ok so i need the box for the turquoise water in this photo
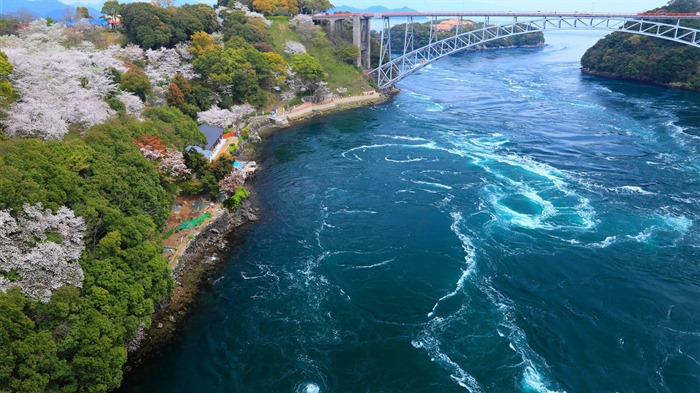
[126,33,700,392]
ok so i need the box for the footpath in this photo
[277,91,385,122]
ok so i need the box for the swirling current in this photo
[126,32,699,392]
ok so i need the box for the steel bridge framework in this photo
[364,13,700,89]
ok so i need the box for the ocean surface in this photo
[127,32,700,392]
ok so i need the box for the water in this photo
[126,33,700,392]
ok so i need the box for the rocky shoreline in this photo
[119,90,397,381]
[580,68,700,92]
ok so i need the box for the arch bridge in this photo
[313,12,700,89]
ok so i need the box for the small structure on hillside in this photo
[187,124,232,162]
[435,18,475,32]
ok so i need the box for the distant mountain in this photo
[330,5,418,13]
[0,0,101,20]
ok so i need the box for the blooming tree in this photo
[0,203,86,302]
[219,170,247,195]
[135,135,166,160]
[284,40,307,55]
[227,2,272,26]
[0,25,132,139]
[145,47,197,87]
[290,14,318,41]
[159,148,191,178]
[118,90,145,116]
[197,104,255,128]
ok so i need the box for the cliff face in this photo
[580,0,700,90]
[123,199,259,372]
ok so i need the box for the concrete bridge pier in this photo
[319,15,372,69]
[353,16,371,69]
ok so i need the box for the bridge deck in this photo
[312,12,700,20]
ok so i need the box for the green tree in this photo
[291,53,324,81]
[120,68,151,101]
[0,51,13,80]
[76,6,91,19]
[300,0,333,13]
[119,2,173,49]
[188,31,218,57]
[101,0,121,20]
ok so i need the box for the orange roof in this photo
[222,132,238,139]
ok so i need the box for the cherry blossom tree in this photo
[290,14,317,41]
[117,90,145,116]
[159,148,191,178]
[135,135,166,160]
[218,170,247,195]
[0,24,132,139]
[0,203,86,302]
[145,47,197,88]
[284,40,306,55]
[197,104,255,128]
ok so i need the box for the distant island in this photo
[580,0,700,90]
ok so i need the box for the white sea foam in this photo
[613,185,655,195]
[428,212,476,318]
[523,366,565,393]
[347,258,395,270]
[411,180,453,190]
[412,335,484,393]
[455,134,597,232]
[590,236,618,248]
[334,209,378,215]
[385,156,426,163]
[481,282,565,393]
[660,214,692,232]
[377,134,429,142]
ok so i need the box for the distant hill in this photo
[580,0,700,90]
[0,0,100,20]
[330,5,418,13]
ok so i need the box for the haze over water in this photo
[127,32,700,392]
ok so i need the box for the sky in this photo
[53,0,668,13]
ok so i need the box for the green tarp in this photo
[175,212,212,231]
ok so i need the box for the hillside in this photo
[0,1,374,391]
[580,0,700,90]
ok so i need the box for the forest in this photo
[0,0,354,392]
[580,0,700,90]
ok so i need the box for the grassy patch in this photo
[223,187,250,210]
[163,228,176,240]
[269,21,372,95]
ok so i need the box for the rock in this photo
[157,322,163,329]
[168,315,175,323]
[211,228,221,234]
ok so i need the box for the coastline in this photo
[119,89,397,380]
[580,67,700,92]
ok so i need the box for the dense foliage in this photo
[580,0,700,90]
[0,1,371,391]
[120,2,217,49]
[0,109,212,391]
[217,0,334,15]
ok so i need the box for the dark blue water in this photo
[128,33,700,393]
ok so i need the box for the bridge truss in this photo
[370,14,700,89]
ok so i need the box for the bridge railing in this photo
[366,14,700,89]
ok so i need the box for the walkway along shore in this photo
[119,89,397,378]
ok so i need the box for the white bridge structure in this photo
[311,12,700,89]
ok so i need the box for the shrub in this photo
[223,187,249,210]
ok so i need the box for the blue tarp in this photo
[66,19,108,27]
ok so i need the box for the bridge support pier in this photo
[318,15,371,69]
[352,16,372,69]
